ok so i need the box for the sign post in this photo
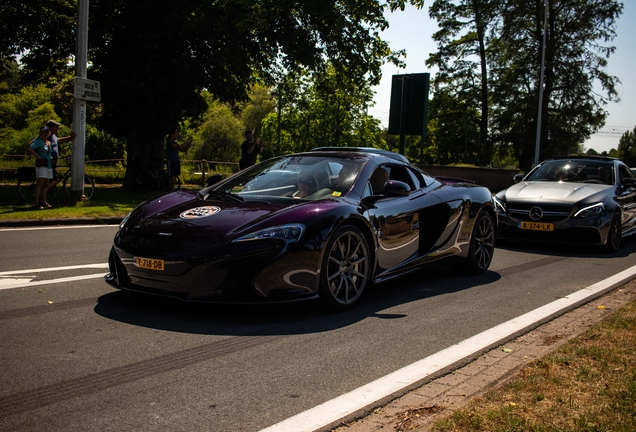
[74,78,101,102]
[71,0,89,200]
[388,73,430,159]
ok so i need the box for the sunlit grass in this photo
[430,300,636,431]
[0,183,198,220]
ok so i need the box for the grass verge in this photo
[0,183,199,220]
[430,299,636,432]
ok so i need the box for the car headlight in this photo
[492,196,506,213]
[574,203,605,218]
[232,224,305,245]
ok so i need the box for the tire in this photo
[134,172,150,191]
[63,174,95,200]
[454,210,496,274]
[605,213,621,253]
[17,180,36,201]
[159,170,180,191]
[18,179,57,201]
[319,225,371,311]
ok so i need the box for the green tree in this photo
[260,66,386,154]
[235,85,278,139]
[427,0,499,166]
[618,126,636,167]
[0,0,76,83]
[84,125,127,161]
[3,0,425,187]
[193,100,244,164]
[0,84,56,154]
[491,0,622,171]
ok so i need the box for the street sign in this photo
[74,77,101,102]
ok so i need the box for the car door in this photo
[363,164,442,278]
[616,164,636,233]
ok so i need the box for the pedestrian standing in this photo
[238,130,264,170]
[45,119,77,192]
[26,126,53,209]
[166,129,192,191]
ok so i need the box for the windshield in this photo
[205,155,365,202]
[525,160,614,185]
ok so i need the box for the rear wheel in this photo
[453,210,496,274]
[63,174,95,200]
[159,170,180,191]
[319,226,371,311]
[605,213,621,253]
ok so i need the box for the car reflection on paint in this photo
[106,148,497,310]
[493,156,636,252]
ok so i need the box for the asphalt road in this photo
[1,225,635,432]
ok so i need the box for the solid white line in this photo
[259,265,636,432]
[0,273,106,291]
[0,263,108,276]
[0,225,118,232]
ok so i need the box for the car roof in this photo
[310,147,410,164]
[546,155,618,162]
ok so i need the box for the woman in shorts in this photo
[27,125,53,209]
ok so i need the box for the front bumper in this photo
[496,212,609,245]
[105,242,320,303]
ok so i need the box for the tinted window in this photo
[527,160,614,185]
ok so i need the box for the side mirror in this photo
[513,174,525,183]
[385,180,410,196]
[622,177,636,188]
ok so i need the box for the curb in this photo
[0,217,123,228]
[331,280,636,432]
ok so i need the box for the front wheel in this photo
[63,175,95,200]
[453,210,496,274]
[319,225,371,311]
[159,170,180,191]
[605,213,621,253]
[17,180,36,201]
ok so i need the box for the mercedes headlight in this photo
[492,196,506,213]
[574,203,604,218]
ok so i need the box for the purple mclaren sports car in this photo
[106,148,497,310]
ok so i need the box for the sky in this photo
[370,2,636,154]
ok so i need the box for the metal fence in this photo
[0,155,239,186]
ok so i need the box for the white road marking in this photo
[259,265,636,432]
[0,225,118,232]
[0,263,108,276]
[0,263,109,291]
[0,274,106,291]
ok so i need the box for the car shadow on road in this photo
[93,265,501,336]
[495,233,636,258]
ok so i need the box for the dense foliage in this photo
[2,0,424,186]
[0,0,630,175]
[618,126,636,167]
[426,0,623,171]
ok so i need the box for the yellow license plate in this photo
[519,221,554,231]
[135,257,165,271]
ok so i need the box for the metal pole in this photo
[71,0,89,199]
[399,76,407,155]
[534,0,549,167]
[276,92,282,156]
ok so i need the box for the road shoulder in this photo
[332,280,636,432]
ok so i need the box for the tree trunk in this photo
[122,127,166,190]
